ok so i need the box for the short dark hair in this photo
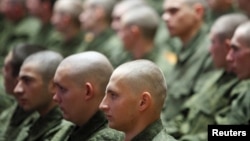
[10,44,46,77]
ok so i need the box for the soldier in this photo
[100,59,178,141]
[52,51,124,141]
[13,51,65,141]
[0,44,45,141]
[117,5,174,76]
[0,0,40,65]
[26,0,62,49]
[51,0,84,57]
[111,0,145,32]
[161,0,214,120]
[216,21,250,125]
[112,0,180,55]
[164,13,248,141]
[78,0,128,67]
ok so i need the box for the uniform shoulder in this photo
[153,128,179,141]
[88,127,125,141]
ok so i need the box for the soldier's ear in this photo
[130,25,141,38]
[193,3,204,20]
[84,82,94,100]
[138,92,151,111]
[225,38,231,50]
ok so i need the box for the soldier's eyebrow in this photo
[106,88,114,94]
[54,82,64,89]
[17,75,35,84]
[167,7,179,14]
[230,44,238,50]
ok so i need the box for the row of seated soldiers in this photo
[0,0,170,67]
[1,0,250,140]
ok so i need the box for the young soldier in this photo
[100,59,177,141]
[0,44,45,141]
[51,0,84,57]
[161,0,214,120]
[52,51,124,141]
[14,51,65,141]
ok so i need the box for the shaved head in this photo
[23,51,63,82]
[121,5,160,39]
[112,59,167,112]
[113,0,145,15]
[183,0,207,7]
[211,13,248,42]
[234,21,250,47]
[54,0,83,19]
[56,51,114,96]
[111,0,145,31]
[85,0,117,20]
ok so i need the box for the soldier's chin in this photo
[22,105,32,112]
[62,112,69,120]
[169,31,177,37]
[108,121,116,129]
[18,100,27,110]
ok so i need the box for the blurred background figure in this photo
[78,0,129,67]
[111,0,145,33]
[161,0,214,121]
[51,0,84,57]
[162,13,247,141]
[0,0,40,66]
[26,0,62,49]
[0,44,45,141]
[216,21,250,125]
[116,4,174,76]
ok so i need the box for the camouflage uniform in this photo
[164,70,240,141]
[14,106,64,141]
[0,92,13,115]
[131,119,177,141]
[154,20,182,54]
[0,16,40,65]
[0,104,38,141]
[29,23,63,50]
[145,0,164,15]
[215,80,250,125]
[51,110,125,141]
[78,28,130,68]
[0,75,14,115]
[0,14,8,66]
[139,45,175,78]
[161,25,214,121]
[51,31,85,57]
